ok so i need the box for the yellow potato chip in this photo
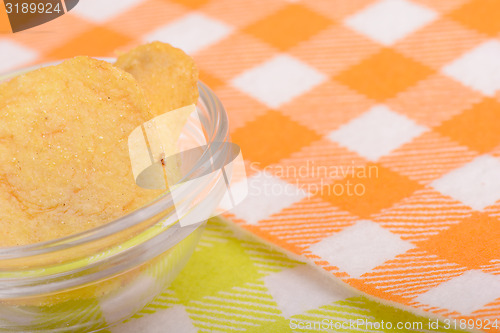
[117,42,200,187]
[0,57,161,246]
[115,41,199,116]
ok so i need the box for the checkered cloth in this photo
[2,0,500,330]
[113,218,465,333]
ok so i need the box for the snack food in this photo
[117,42,200,187]
[0,42,212,333]
[0,42,199,247]
[115,41,199,116]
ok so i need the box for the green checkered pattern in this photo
[109,218,466,333]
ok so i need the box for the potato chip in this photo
[0,57,162,246]
[117,42,200,187]
[115,41,199,116]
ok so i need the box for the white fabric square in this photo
[263,266,352,318]
[415,270,500,315]
[72,0,145,23]
[328,105,427,161]
[308,220,415,278]
[231,55,326,108]
[112,305,197,333]
[443,40,500,96]
[345,0,437,45]
[144,13,233,55]
[0,40,37,74]
[227,171,307,225]
[431,155,500,210]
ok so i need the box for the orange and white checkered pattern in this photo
[2,0,500,329]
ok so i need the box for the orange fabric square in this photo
[358,248,468,300]
[194,32,277,82]
[280,80,374,135]
[301,0,376,21]
[290,25,381,76]
[265,138,367,187]
[106,0,187,39]
[436,98,500,153]
[0,1,11,33]
[243,4,333,51]
[198,69,224,90]
[387,73,484,127]
[45,26,134,60]
[202,0,286,29]
[394,18,486,70]
[168,0,210,9]
[449,0,500,36]
[231,110,321,168]
[373,188,474,243]
[418,212,500,269]
[255,196,357,251]
[213,85,269,132]
[379,131,478,185]
[335,48,434,101]
[319,163,422,218]
[490,142,500,161]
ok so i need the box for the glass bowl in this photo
[0,61,230,332]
